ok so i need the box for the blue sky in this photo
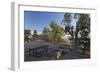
[24,11,77,34]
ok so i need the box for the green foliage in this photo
[62,13,90,50]
[42,27,53,42]
[24,30,32,42]
[74,14,90,56]
[62,13,74,47]
[32,30,38,40]
[34,30,37,35]
[42,20,64,43]
[62,13,74,36]
[74,14,90,32]
[50,20,64,43]
[50,20,64,35]
[64,13,72,25]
